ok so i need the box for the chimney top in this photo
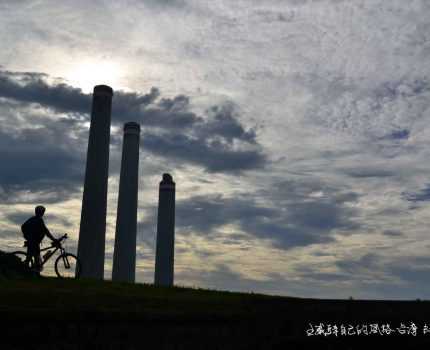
[124,122,141,134]
[163,173,173,182]
[161,173,175,186]
[94,85,113,96]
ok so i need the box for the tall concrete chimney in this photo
[77,85,113,279]
[154,173,176,287]
[112,122,141,282]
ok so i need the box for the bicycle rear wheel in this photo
[55,253,81,278]
[12,251,34,269]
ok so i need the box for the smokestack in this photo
[77,85,113,279]
[154,173,176,287]
[112,122,141,282]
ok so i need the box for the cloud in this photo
[0,69,91,114]
[194,103,258,145]
[141,131,266,173]
[0,69,267,174]
[381,129,410,141]
[170,177,361,249]
[340,167,394,179]
[306,77,430,144]
[332,253,430,298]
[403,184,430,203]
[0,124,84,203]
[382,229,403,237]
[388,256,430,286]
[335,253,380,276]
[141,0,187,8]
[134,176,361,253]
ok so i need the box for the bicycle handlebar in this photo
[52,234,68,246]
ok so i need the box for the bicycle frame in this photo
[25,235,68,266]
[38,244,65,266]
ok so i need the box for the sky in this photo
[0,0,430,299]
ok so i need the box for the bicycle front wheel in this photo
[55,253,81,278]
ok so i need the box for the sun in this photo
[65,60,122,93]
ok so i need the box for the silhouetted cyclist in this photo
[21,205,60,272]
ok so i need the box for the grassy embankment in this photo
[2,276,430,349]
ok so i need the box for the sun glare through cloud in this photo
[65,60,123,93]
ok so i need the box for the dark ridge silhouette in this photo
[0,250,38,279]
[1,278,430,349]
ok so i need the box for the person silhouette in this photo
[21,205,60,272]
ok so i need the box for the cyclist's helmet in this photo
[35,205,46,217]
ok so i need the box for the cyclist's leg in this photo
[25,242,32,265]
[27,240,42,271]
[34,242,42,271]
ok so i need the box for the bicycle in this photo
[12,234,82,278]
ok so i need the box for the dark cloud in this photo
[0,92,90,204]
[0,69,257,139]
[342,253,430,298]
[383,129,410,141]
[335,253,430,290]
[169,179,360,249]
[252,179,361,247]
[291,253,430,299]
[134,178,361,252]
[0,69,267,175]
[142,0,187,8]
[341,167,394,178]
[259,178,361,209]
[141,132,267,173]
[382,229,403,237]
[175,194,275,233]
[390,266,430,285]
[335,253,380,275]
[334,254,430,298]
[403,184,430,202]
[194,104,258,145]
[0,70,91,114]
[130,93,204,130]
[0,123,84,203]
